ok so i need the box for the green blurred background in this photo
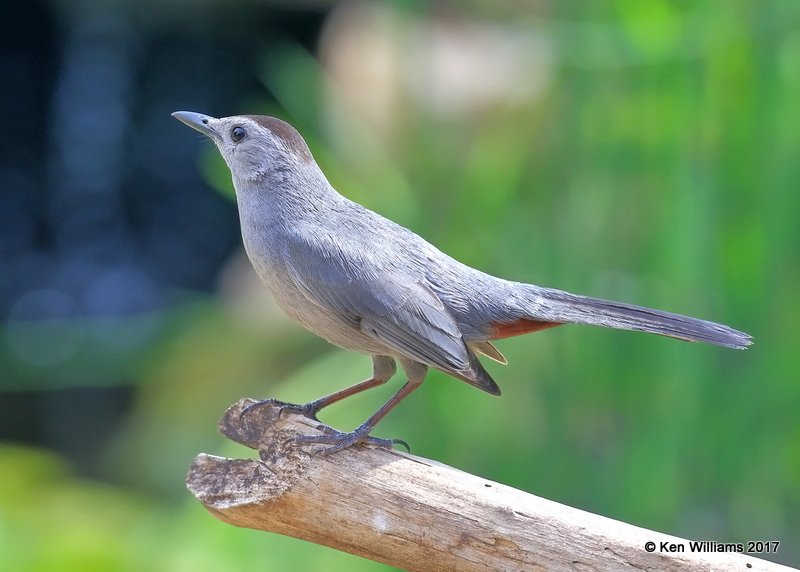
[2,1,798,569]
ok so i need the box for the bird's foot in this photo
[293,425,410,456]
[240,398,322,422]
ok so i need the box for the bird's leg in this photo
[240,356,396,421]
[294,359,426,455]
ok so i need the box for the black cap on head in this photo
[243,115,312,162]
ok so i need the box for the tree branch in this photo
[186,399,791,571]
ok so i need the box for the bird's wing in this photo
[282,226,480,380]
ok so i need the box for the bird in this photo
[172,111,752,454]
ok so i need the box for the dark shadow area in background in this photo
[0,0,328,477]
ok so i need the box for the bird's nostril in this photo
[201,118,209,124]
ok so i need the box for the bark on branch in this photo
[186,399,791,571]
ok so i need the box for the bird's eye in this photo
[231,126,247,142]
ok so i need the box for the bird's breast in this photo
[239,223,388,355]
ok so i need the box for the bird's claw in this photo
[239,398,321,422]
[293,428,410,456]
[241,399,411,455]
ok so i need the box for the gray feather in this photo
[282,224,474,374]
[526,286,753,349]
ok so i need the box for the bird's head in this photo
[172,111,314,184]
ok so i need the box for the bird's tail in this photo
[508,286,752,349]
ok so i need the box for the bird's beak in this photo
[172,111,219,140]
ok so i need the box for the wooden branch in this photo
[187,399,792,572]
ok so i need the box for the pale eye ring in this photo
[231,126,247,142]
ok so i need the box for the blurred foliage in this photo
[2,1,799,570]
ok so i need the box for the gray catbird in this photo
[173,111,752,454]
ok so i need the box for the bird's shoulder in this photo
[287,199,438,274]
